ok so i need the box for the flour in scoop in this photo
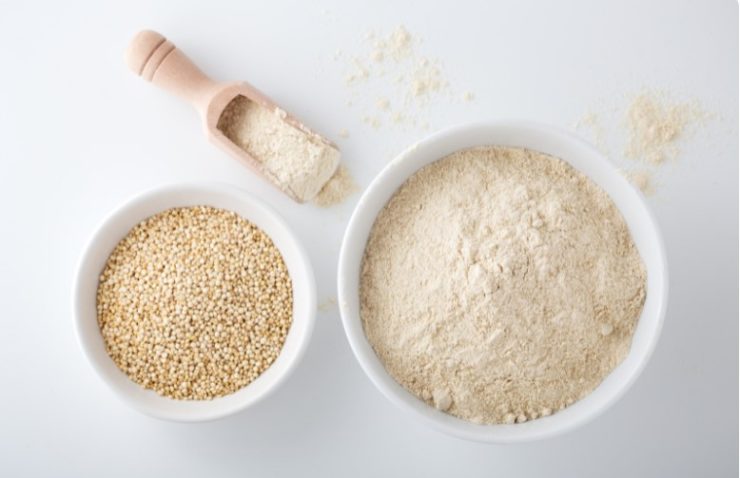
[360,146,647,424]
[217,96,340,202]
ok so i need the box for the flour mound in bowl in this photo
[359,146,647,424]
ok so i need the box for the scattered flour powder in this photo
[217,95,340,202]
[313,164,359,208]
[337,26,473,133]
[360,146,647,424]
[625,92,700,165]
[624,170,654,196]
[575,90,708,196]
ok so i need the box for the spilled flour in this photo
[575,89,708,195]
[624,170,654,196]
[625,92,701,165]
[313,164,359,207]
[318,297,337,312]
[574,111,608,153]
[360,146,647,424]
[335,26,474,134]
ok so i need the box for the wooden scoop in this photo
[125,29,340,203]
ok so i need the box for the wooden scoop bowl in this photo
[125,29,339,203]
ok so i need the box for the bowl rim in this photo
[72,182,316,422]
[337,119,668,443]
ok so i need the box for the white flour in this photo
[574,90,708,196]
[336,26,473,133]
[217,96,340,202]
[626,92,698,165]
[313,164,359,208]
[360,146,647,424]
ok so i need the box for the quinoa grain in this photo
[96,206,293,400]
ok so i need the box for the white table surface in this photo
[0,0,737,476]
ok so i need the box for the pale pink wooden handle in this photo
[125,30,220,110]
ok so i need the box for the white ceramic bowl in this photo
[74,183,316,422]
[338,121,668,443]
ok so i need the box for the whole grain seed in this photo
[96,206,293,400]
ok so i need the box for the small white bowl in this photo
[338,121,668,443]
[74,183,316,422]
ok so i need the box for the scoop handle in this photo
[125,30,220,111]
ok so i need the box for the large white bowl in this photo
[338,121,668,443]
[74,183,316,422]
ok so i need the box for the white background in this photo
[0,0,737,476]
